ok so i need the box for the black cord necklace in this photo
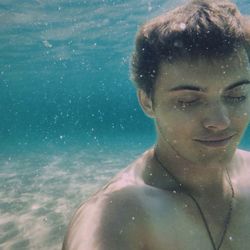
[154,150,235,250]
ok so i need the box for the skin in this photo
[62,49,250,250]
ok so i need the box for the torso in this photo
[138,148,250,250]
[139,183,250,250]
[64,148,250,250]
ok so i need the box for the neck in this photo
[146,144,236,250]
[151,143,236,200]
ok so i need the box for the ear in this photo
[137,89,155,118]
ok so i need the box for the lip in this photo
[194,135,235,148]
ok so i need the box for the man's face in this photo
[149,49,250,165]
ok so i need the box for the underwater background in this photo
[1,0,250,249]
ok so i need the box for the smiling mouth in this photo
[194,135,235,148]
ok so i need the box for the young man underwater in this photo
[63,0,250,249]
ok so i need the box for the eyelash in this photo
[177,99,199,107]
[223,95,247,103]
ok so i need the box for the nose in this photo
[202,103,231,132]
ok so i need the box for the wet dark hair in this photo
[131,0,250,96]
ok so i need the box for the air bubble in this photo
[179,23,186,30]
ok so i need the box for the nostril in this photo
[203,116,231,131]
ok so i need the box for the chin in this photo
[195,146,236,165]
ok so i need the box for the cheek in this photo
[156,106,200,130]
[157,115,196,142]
[245,100,250,121]
[229,115,249,138]
[229,106,250,126]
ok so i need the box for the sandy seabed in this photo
[0,144,143,250]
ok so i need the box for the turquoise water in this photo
[0,0,250,249]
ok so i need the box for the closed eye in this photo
[223,95,247,103]
[177,98,200,107]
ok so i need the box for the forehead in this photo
[156,49,250,91]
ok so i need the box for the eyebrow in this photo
[168,79,250,92]
[225,79,250,91]
[168,85,206,92]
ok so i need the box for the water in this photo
[0,0,250,249]
[0,135,154,249]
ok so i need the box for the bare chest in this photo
[144,194,250,250]
[224,198,250,250]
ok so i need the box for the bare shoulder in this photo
[237,148,250,159]
[62,149,189,250]
[236,148,250,171]
[234,149,250,197]
[62,178,184,250]
[62,153,152,250]
[62,185,151,250]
